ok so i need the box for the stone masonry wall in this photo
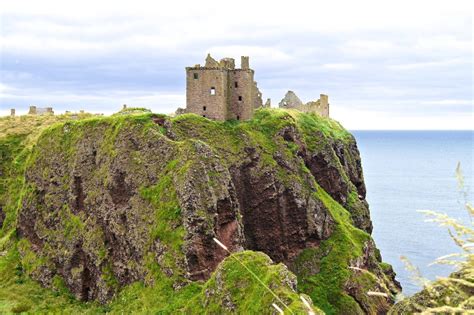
[186,68,229,120]
[185,55,263,121]
[228,70,255,120]
[279,91,329,118]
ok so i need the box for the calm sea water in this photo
[352,131,473,296]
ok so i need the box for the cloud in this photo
[340,40,398,57]
[421,99,473,106]
[206,46,292,64]
[0,0,472,129]
[387,58,469,70]
[321,63,357,70]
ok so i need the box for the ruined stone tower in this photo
[279,91,329,118]
[185,54,263,121]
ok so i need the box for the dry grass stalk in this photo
[367,291,389,298]
[272,303,284,314]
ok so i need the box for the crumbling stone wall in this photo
[279,91,329,118]
[279,91,304,109]
[28,106,54,115]
[306,94,329,117]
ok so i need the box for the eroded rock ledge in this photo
[15,109,400,313]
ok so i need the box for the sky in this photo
[0,0,472,129]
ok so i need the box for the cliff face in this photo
[1,109,400,314]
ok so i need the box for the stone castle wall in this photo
[279,91,329,118]
[185,55,263,121]
[228,69,255,120]
[28,106,54,115]
[305,94,329,117]
[186,68,229,120]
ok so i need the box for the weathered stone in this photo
[279,91,329,118]
[279,90,304,109]
[186,54,263,121]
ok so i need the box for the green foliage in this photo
[296,187,371,314]
[295,110,351,143]
[1,247,313,314]
[188,251,321,314]
[0,246,103,314]
[114,107,152,116]
[139,159,184,253]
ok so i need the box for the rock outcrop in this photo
[390,267,474,314]
[2,109,400,313]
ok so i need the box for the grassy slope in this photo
[0,109,379,314]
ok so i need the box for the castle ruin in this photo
[278,91,329,117]
[28,106,54,115]
[183,54,330,121]
[185,54,263,121]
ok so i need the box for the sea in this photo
[351,131,473,296]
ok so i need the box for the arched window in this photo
[210,87,216,95]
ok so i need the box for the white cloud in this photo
[421,99,473,106]
[387,58,469,70]
[414,36,472,54]
[205,46,292,65]
[340,40,398,57]
[0,0,472,129]
[321,63,357,70]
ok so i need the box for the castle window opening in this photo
[237,115,240,120]
[193,73,198,79]
[234,82,238,88]
[210,87,216,95]
[203,106,206,111]
[203,114,206,117]
[238,96,242,101]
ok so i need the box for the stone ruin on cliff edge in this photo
[278,90,329,117]
[28,105,54,115]
[183,54,265,121]
[179,54,330,121]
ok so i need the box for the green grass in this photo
[139,159,184,253]
[188,251,320,314]
[0,246,104,314]
[1,246,314,314]
[296,187,371,314]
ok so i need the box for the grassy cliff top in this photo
[0,108,393,314]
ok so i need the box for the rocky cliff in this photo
[0,109,400,314]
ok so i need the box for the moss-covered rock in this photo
[0,109,400,313]
[389,266,474,314]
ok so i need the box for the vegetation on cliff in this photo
[0,109,399,314]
